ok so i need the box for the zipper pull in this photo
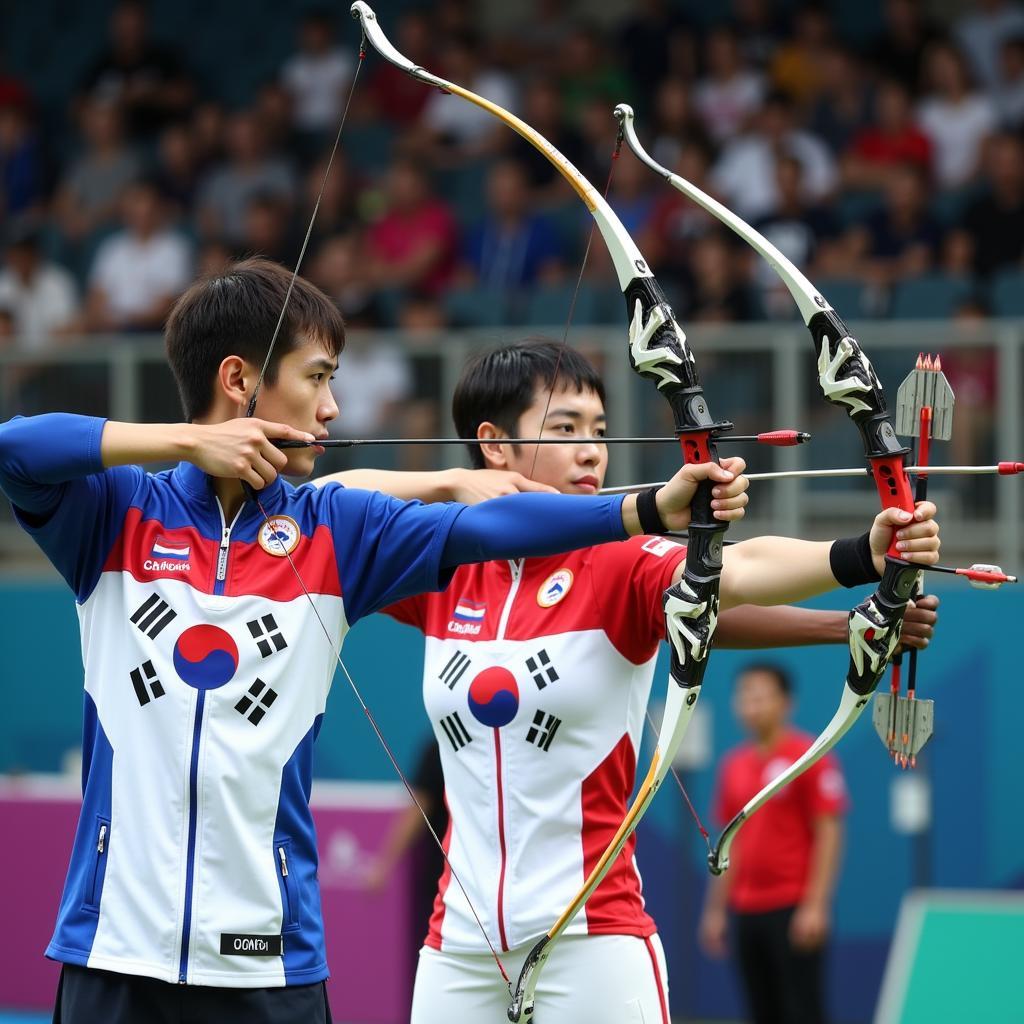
[97,823,107,854]
[216,526,230,581]
[278,846,289,877]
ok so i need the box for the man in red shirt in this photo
[700,663,847,1024]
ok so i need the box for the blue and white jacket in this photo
[0,414,626,988]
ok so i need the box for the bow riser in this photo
[809,311,918,560]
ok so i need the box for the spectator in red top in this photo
[844,78,932,191]
[700,662,847,1024]
[365,159,458,298]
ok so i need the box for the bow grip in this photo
[868,455,917,560]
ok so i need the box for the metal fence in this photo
[1,318,1020,571]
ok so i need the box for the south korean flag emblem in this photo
[258,516,300,557]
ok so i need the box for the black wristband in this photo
[636,486,668,535]
[830,531,882,588]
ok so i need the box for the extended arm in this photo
[314,467,556,501]
[716,598,938,651]
[713,503,940,610]
[716,605,847,648]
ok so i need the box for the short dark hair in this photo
[452,339,606,469]
[736,662,793,696]
[165,258,345,420]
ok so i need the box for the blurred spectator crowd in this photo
[0,0,1020,453]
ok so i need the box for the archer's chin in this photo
[283,453,318,479]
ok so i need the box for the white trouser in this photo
[410,933,670,1024]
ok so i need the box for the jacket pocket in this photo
[276,839,300,933]
[82,816,110,913]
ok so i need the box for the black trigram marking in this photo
[439,712,472,752]
[130,660,165,706]
[439,651,471,690]
[526,710,561,752]
[525,649,558,690]
[130,594,177,639]
[234,679,278,725]
[247,614,288,659]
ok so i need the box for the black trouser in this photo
[733,906,827,1024]
[53,964,332,1024]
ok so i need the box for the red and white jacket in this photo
[386,534,687,953]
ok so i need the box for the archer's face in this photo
[486,385,609,494]
[251,337,338,477]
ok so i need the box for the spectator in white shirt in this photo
[917,41,997,189]
[280,10,353,145]
[80,179,192,332]
[694,26,765,144]
[0,222,79,352]
[712,92,837,221]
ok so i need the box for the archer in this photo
[315,338,941,1024]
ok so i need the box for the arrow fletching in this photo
[895,353,955,441]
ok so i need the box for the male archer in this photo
[315,339,940,1024]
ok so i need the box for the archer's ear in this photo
[477,421,510,469]
[217,355,252,411]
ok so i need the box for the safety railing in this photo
[0,318,1019,571]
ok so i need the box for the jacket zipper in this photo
[496,560,523,640]
[85,820,110,909]
[278,844,298,930]
[493,559,522,949]
[213,502,243,595]
[179,502,243,982]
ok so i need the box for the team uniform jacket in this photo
[0,415,464,988]
[386,534,688,954]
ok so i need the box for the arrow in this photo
[274,430,812,449]
[600,462,1024,492]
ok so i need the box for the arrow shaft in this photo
[278,432,810,449]
[600,464,1023,494]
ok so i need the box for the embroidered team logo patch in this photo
[258,516,300,557]
[537,569,573,607]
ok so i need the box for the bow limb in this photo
[352,6,729,1020]
[615,105,922,873]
